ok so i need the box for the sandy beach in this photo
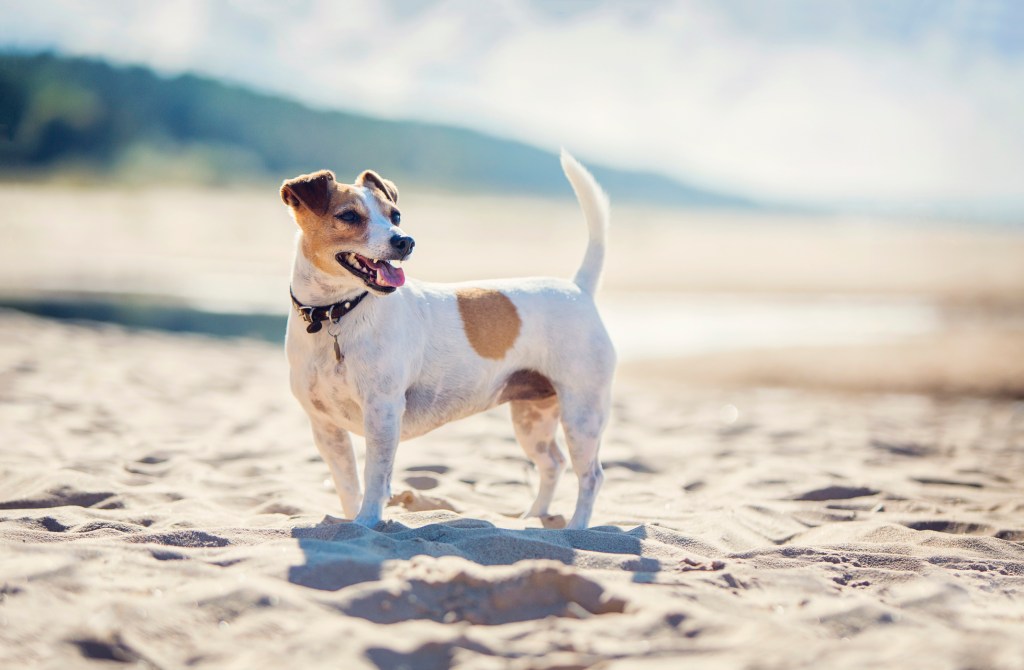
[0,184,1022,668]
[2,309,1023,669]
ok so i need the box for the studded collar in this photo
[289,288,368,334]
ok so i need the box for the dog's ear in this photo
[280,170,336,215]
[356,170,399,204]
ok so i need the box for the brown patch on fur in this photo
[339,398,362,422]
[510,401,538,433]
[285,179,374,274]
[356,170,399,203]
[281,170,335,215]
[456,289,522,360]
[311,398,328,413]
[499,370,556,403]
[534,394,559,409]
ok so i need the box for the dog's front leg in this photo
[310,422,362,519]
[353,397,404,527]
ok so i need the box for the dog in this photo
[281,150,615,529]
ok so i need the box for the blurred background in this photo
[1,0,1022,396]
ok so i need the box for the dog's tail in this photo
[561,149,610,295]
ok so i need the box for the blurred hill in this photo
[0,53,754,207]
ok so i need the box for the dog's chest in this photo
[289,332,366,432]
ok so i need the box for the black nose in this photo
[390,234,415,257]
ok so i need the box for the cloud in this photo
[2,0,1023,207]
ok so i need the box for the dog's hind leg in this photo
[311,422,362,519]
[510,397,566,518]
[557,386,610,530]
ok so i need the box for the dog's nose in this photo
[390,234,415,257]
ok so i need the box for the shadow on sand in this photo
[285,517,721,668]
[287,515,656,592]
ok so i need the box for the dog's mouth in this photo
[335,252,406,293]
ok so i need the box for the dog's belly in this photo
[400,368,557,438]
[399,383,494,439]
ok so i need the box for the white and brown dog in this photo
[281,151,615,529]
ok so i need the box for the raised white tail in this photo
[561,149,610,295]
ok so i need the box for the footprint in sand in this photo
[792,485,879,501]
[70,637,143,664]
[404,475,440,491]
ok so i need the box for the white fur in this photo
[359,185,412,261]
[561,148,610,295]
[285,151,615,529]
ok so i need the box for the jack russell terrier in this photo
[281,150,614,529]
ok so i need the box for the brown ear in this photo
[356,170,399,204]
[280,170,336,215]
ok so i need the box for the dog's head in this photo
[281,169,413,295]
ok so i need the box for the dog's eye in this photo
[335,210,361,224]
[390,210,401,225]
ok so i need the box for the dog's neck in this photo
[289,235,369,307]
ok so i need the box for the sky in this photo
[2,0,1024,213]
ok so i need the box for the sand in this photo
[2,309,1023,669]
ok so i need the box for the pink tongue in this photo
[375,262,406,288]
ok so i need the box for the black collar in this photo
[290,288,368,333]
